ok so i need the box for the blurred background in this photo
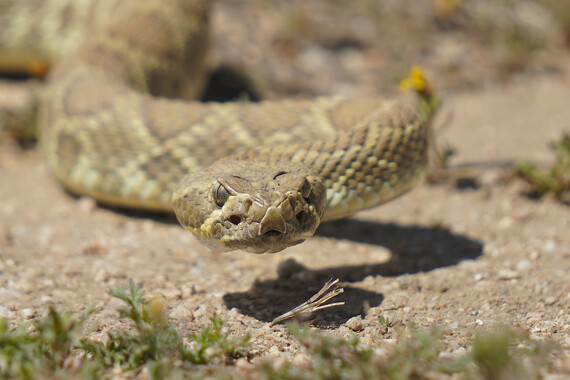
[206,0,569,100]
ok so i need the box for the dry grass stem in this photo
[269,278,345,326]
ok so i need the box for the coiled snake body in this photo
[1,0,428,253]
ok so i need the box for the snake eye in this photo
[213,183,230,207]
[301,178,311,199]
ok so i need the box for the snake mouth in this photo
[215,229,307,253]
[260,229,286,246]
[262,230,284,238]
[257,229,300,253]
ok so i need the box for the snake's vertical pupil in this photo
[214,184,230,207]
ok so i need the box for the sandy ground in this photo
[0,0,569,373]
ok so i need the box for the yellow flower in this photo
[399,66,440,120]
[399,66,428,93]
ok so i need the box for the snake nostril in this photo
[296,211,306,223]
[228,215,242,225]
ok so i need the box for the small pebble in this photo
[235,357,251,369]
[479,169,502,187]
[169,304,193,320]
[292,353,311,368]
[82,240,109,256]
[77,196,97,213]
[21,308,36,319]
[497,269,520,280]
[93,270,107,282]
[0,228,14,246]
[270,357,288,371]
[0,305,13,318]
[498,217,514,229]
[269,345,281,357]
[227,308,240,317]
[276,258,306,278]
[193,306,207,319]
[160,288,182,300]
[544,296,557,306]
[0,287,20,302]
[543,240,556,253]
[204,347,219,359]
[345,316,364,331]
[483,244,498,256]
[516,259,532,271]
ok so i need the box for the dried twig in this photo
[269,278,345,326]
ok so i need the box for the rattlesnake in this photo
[1,0,428,253]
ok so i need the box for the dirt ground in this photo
[0,0,569,374]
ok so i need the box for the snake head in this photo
[172,158,327,253]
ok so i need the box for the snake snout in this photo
[259,206,286,236]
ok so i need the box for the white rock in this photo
[345,316,364,332]
[0,305,13,318]
[497,269,520,280]
[169,304,193,320]
[544,296,557,306]
[516,259,532,271]
[21,308,36,319]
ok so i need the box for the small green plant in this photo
[472,328,518,379]
[76,280,180,372]
[471,327,558,380]
[0,281,251,378]
[516,134,570,201]
[378,327,470,378]
[78,280,250,374]
[262,323,375,379]
[182,314,250,365]
[0,282,564,379]
[378,315,395,328]
[0,306,94,379]
[261,325,471,379]
[432,143,456,169]
[265,325,560,380]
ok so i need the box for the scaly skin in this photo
[1,0,428,253]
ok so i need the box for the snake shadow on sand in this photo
[83,194,482,325]
[224,218,483,326]
[85,197,482,326]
